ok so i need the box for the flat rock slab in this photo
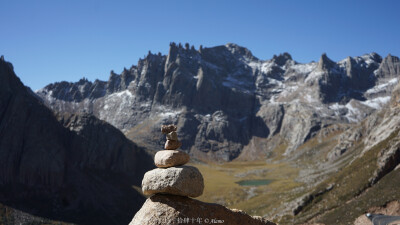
[142,166,204,197]
[130,194,276,225]
[155,150,190,168]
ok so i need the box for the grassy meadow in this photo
[189,160,304,218]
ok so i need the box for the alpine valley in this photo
[2,42,400,224]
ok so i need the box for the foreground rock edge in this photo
[130,194,276,225]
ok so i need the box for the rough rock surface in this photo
[166,131,178,141]
[354,201,400,225]
[154,150,190,168]
[142,166,204,197]
[129,194,276,225]
[391,81,400,107]
[0,57,153,225]
[164,139,182,150]
[36,43,400,161]
[162,124,177,134]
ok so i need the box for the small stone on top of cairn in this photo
[161,124,177,134]
[162,124,182,150]
[157,124,186,166]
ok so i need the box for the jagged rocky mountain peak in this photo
[369,52,383,63]
[376,53,400,79]
[386,53,395,60]
[0,55,15,77]
[272,52,292,66]
[225,43,257,60]
[78,77,89,82]
[346,55,355,64]
[168,41,198,55]
[35,43,400,161]
[318,53,336,70]
[383,54,400,67]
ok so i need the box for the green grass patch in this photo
[190,160,303,217]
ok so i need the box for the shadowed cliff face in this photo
[0,57,154,225]
[36,43,400,161]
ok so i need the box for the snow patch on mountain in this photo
[361,96,391,109]
[305,70,324,83]
[99,89,137,128]
[291,63,317,74]
[366,78,398,94]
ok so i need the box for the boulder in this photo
[129,194,276,225]
[155,150,190,168]
[142,166,204,197]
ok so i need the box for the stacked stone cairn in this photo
[131,124,276,225]
[141,124,204,198]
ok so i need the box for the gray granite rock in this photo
[155,150,190,168]
[130,194,276,225]
[142,166,204,197]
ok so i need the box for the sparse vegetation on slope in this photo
[288,130,399,225]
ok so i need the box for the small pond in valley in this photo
[236,179,273,186]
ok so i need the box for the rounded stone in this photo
[164,140,182,150]
[155,150,190,168]
[142,166,204,197]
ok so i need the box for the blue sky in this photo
[1,0,399,90]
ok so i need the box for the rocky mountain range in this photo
[36,43,400,161]
[280,77,400,224]
[2,41,400,224]
[0,56,153,225]
[32,43,400,224]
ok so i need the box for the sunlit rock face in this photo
[36,43,400,161]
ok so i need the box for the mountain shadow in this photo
[0,57,154,225]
